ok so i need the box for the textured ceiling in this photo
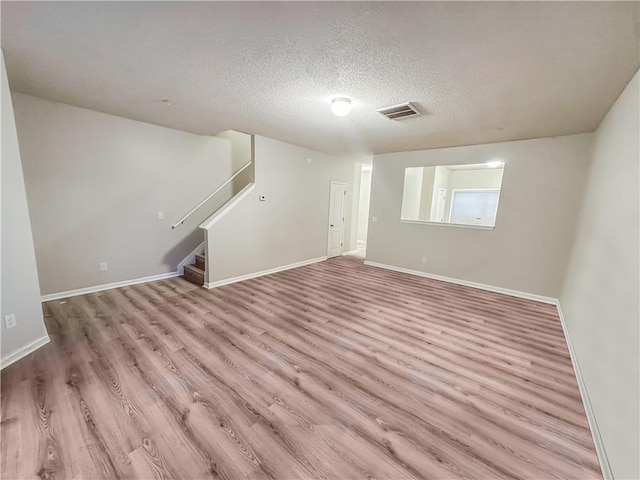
[2,2,639,155]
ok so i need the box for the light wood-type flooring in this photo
[1,256,601,479]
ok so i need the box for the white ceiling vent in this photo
[376,102,421,120]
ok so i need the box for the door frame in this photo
[327,181,348,257]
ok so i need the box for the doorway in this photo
[355,164,372,257]
[327,181,347,258]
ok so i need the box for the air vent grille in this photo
[377,102,421,120]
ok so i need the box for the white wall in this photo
[1,52,48,365]
[418,167,436,221]
[560,70,639,480]
[205,136,357,284]
[368,133,593,298]
[430,166,451,221]
[12,93,235,296]
[215,129,254,193]
[400,167,423,219]
[357,166,372,244]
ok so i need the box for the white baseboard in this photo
[205,256,327,289]
[364,261,557,304]
[41,271,181,302]
[555,302,613,480]
[1,334,50,370]
[177,241,205,275]
[343,250,358,256]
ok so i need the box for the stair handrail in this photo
[172,161,252,229]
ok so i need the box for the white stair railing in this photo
[171,161,252,229]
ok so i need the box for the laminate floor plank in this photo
[193,283,588,437]
[1,256,601,479]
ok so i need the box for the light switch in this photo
[372,216,378,223]
[157,212,164,220]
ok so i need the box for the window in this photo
[450,189,500,226]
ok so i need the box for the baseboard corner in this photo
[1,334,50,370]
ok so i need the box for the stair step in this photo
[183,264,205,286]
[195,254,205,270]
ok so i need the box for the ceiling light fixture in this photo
[486,160,504,168]
[331,97,352,117]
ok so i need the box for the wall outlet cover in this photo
[4,314,17,329]
[100,262,108,271]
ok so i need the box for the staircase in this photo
[183,253,206,286]
[173,130,255,289]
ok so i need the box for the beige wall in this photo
[206,136,357,283]
[215,130,254,193]
[357,166,372,244]
[1,52,48,362]
[561,70,639,480]
[418,167,436,221]
[400,167,423,220]
[13,93,235,295]
[430,166,451,221]
[368,133,593,298]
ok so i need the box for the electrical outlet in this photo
[100,262,108,271]
[157,211,164,220]
[421,256,427,263]
[372,216,378,223]
[4,314,17,329]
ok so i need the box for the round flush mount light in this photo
[331,97,352,117]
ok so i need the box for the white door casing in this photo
[327,181,347,258]
[434,187,447,222]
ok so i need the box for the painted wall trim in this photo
[364,260,557,304]
[400,219,495,231]
[343,250,358,256]
[205,256,327,289]
[177,241,205,275]
[1,334,50,370]
[41,271,181,302]
[555,302,613,480]
[363,259,611,478]
[200,182,256,230]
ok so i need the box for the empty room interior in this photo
[1,2,639,479]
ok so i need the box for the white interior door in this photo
[327,181,347,258]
